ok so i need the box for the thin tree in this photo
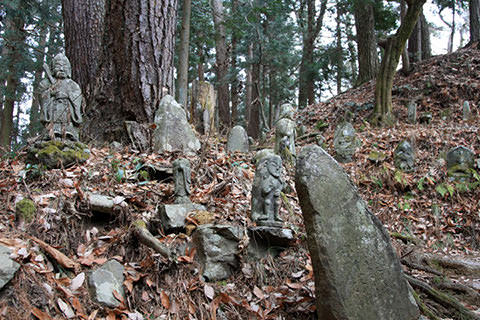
[469,0,480,44]
[176,0,192,110]
[373,0,426,125]
[354,0,378,85]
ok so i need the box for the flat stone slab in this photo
[248,226,294,258]
[295,145,419,320]
[159,203,206,233]
[0,246,20,290]
[88,260,125,308]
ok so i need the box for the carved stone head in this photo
[52,53,72,79]
[279,103,294,120]
[394,140,415,172]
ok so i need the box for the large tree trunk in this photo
[470,0,480,44]
[354,0,378,85]
[401,0,411,73]
[62,0,177,143]
[230,0,240,126]
[420,13,431,60]
[210,0,230,130]
[247,51,260,140]
[373,0,426,125]
[0,6,25,151]
[245,43,253,125]
[176,0,192,110]
[336,6,343,94]
[408,11,422,62]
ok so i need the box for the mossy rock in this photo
[16,199,36,223]
[27,140,90,169]
[368,151,387,163]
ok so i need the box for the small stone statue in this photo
[275,103,296,162]
[251,153,285,227]
[407,101,417,124]
[463,101,471,121]
[394,140,415,172]
[173,158,191,204]
[333,122,357,163]
[446,146,475,181]
[38,53,83,141]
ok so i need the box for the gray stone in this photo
[407,101,417,124]
[27,140,90,169]
[274,103,296,162]
[333,122,357,163]
[173,158,191,204]
[88,260,125,308]
[252,149,275,165]
[193,224,242,281]
[295,145,419,320]
[227,126,249,153]
[0,246,20,290]
[38,53,83,141]
[394,140,415,172]
[446,146,475,181]
[251,154,284,227]
[159,203,206,233]
[463,101,471,121]
[153,95,200,155]
[248,226,293,257]
[419,112,432,124]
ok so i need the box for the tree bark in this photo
[210,0,230,130]
[470,0,480,44]
[62,0,177,143]
[401,0,411,73]
[354,0,378,85]
[373,0,426,125]
[336,6,343,94]
[176,0,192,110]
[230,0,240,126]
[247,50,261,139]
[420,13,431,60]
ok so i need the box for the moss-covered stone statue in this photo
[446,146,475,181]
[274,103,296,163]
[173,158,192,204]
[333,122,357,163]
[251,153,285,227]
[39,53,83,141]
[394,140,415,172]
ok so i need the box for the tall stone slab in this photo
[295,145,419,320]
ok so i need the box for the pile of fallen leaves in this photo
[0,47,479,319]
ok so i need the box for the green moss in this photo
[16,199,36,223]
[133,219,147,228]
[139,170,150,181]
[31,140,90,169]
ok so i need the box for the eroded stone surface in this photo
[446,146,475,181]
[159,203,206,233]
[295,145,419,320]
[394,140,415,172]
[227,126,249,153]
[88,260,125,308]
[0,246,20,290]
[333,122,357,163]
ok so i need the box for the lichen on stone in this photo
[16,199,36,223]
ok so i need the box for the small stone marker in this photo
[274,103,296,162]
[173,158,192,204]
[227,125,249,153]
[463,101,471,121]
[88,260,125,308]
[295,145,419,320]
[446,146,475,181]
[0,246,20,290]
[394,140,415,172]
[407,101,417,124]
[159,203,205,233]
[333,122,357,163]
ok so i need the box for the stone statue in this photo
[251,153,285,227]
[394,140,415,172]
[333,122,357,163]
[173,158,191,204]
[38,53,83,141]
[446,146,475,181]
[274,103,296,162]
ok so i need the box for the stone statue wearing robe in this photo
[173,158,192,204]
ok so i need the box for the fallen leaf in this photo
[253,286,264,300]
[204,284,215,300]
[161,291,170,310]
[70,272,85,291]
[31,307,51,320]
[57,298,75,319]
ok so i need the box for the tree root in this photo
[421,254,480,277]
[406,275,480,320]
[132,220,171,260]
[391,232,420,245]
[401,258,443,276]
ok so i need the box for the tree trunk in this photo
[0,6,25,151]
[176,0,192,110]
[373,0,426,125]
[420,13,431,59]
[401,0,411,73]
[245,43,253,124]
[62,0,177,143]
[210,0,230,130]
[247,51,260,140]
[336,6,343,94]
[408,10,422,62]
[470,0,480,44]
[230,0,240,126]
[354,0,378,85]
[448,4,456,53]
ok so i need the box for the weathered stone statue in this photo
[463,101,471,121]
[274,103,296,162]
[446,146,475,181]
[333,122,357,163]
[39,53,83,141]
[251,153,284,227]
[173,158,191,204]
[394,140,415,172]
[407,101,416,124]
[227,125,249,153]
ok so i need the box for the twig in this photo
[30,236,80,272]
[132,220,171,260]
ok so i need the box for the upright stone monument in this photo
[446,146,475,181]
[394,140,415,172]
[227,125,249,153]
[274,103,296,162]
[463,101,471,121]
[295,145,419,320]
[173,158,192,204]
[407,101,417,124]
[333,122,357,163]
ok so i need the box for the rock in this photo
[152,95,200,155]
[159,203,206,233]
[110,141,122,150]
[192,224,242,281]
[446,146,475,181]
[333,122,357,163]
[367,150,387,163]
[274,104,296,162]
[252,149,275,165]
[407,101,417,124]
[227,125,249,153]
[27,140,90,169]
[419,112,432,124]
[15,198,36,223]
[248,226,293,257]
[88,260,125,308]
[295,145,419,320]
[0,246,20,290]
[394,140,415,172]
[463,101,471,121]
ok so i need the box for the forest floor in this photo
[0,46,480,320]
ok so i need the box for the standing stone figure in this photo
[38,53,83,141]
[251,153,285,227]
[463,101,471,121]
[394,140,415,172]
[333,122,357,163]
[407,101,417,124]
[274,103,296,162]
[173,158,191,204]
[446,146,475,181]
